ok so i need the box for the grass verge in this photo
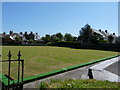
[39,79,120,88]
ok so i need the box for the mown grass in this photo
[39,79,119,88]
[1,46,118,79]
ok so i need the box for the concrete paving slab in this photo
[89,56,120,82]
[105,60,120,76]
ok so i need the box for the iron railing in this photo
[0,51,24,90]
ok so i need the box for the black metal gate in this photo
[0,51,24,90]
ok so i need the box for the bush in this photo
[98,40,107,44]
[50,41,81,48]
[47,42,52,45]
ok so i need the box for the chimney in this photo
[113,33,115,35]
[105,30,107,33]
[30,31,33,34]
[10,31,13,35]
[99,29,101,32]
[25,31,27,34]
[20,32,23,35]
[3,32,6,35]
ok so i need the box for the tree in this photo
[90,32,100,44]
[73,36,78,42]
[15,36,21,41]
[51,35,60,43]
[55,33,63,41]
[14,36,22,44]
[28,39,34,44]
[78,36,81,42]
[24,31,29,40]
[64,33,74,42]
[4,35,13,44]
[41,34,51,44]
[108,35,114,44]
[79,24,92,44]
[29,31,34,40]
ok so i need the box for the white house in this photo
[1,31,41,44]
[34,33,40,40]
[117,36,120,43]
[92,29,117,43]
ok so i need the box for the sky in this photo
[2,2,118,37]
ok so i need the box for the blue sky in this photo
[2,2,118,37]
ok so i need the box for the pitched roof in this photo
[10,33,21,37]
[101,31,110,37]
[109,34,117,38]
[92,29,105,37]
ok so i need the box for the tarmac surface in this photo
[105,60,120,76]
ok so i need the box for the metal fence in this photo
[0,51,24,90]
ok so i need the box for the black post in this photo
[21,60,24,82]
[17,51,21,83]
[88,69,93,79]
[7,51,12,89]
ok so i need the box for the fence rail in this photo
[0,51,24,90]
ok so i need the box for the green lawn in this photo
[1,46,118,79]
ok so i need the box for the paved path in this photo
[23,56,120,88]
[105,60,120,76]
[89,56,120,82]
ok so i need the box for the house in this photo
[92,29,117,44]
[117,36,120,44]
[0,33,2,45]
[34,33,40,40]
[1,31,40,44]
[22,32,40,41]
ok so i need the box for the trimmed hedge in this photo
[50,42,120,52]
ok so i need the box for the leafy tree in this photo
[79,24,92,43]
[108,35,114,44]
[4,35,13,44]
[14,36,22,44]
[64,33,74,42]
[51,35,60,43]
[29,31,34,40]
[28,39,34,44]
[24,31,29,40]
[41,34,51,44]
[15,36,21,41]
[91,32,101,44]
[55,33,63,41]
[73,36,78,42]
[78,36,82,42]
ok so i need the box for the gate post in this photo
[88,69,93,79]
[7,51,12,89]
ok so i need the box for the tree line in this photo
[41,33,78,44]
[2,24,109,45]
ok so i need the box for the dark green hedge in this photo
[49,41,120,52]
